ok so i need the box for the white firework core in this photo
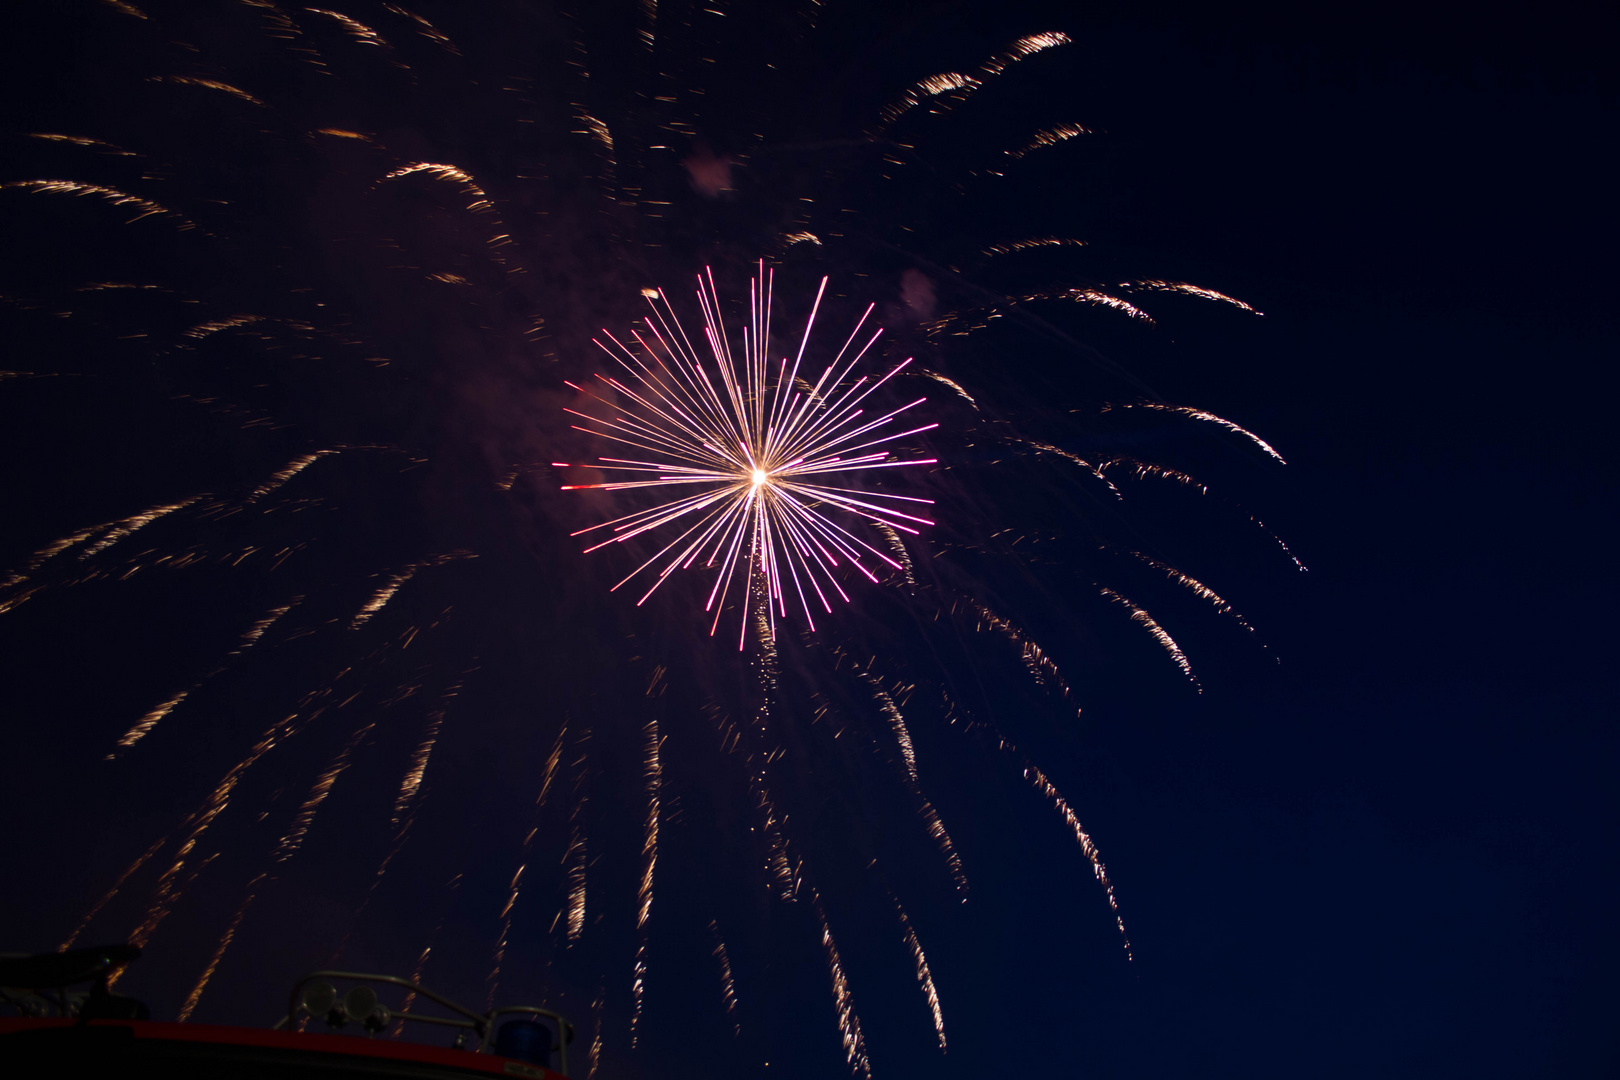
[563,263,938,647]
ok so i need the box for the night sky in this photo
[2,2,1616,1078]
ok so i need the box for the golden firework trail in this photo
[966,599,1080,712]
[378,163,514,265]
[981,236,1089,258]
[115,659,371,968]
[874,31,1072,133]
[563,265,937,647]
[860,667,967,894]
[484,721,564,1007]
[1099,586,1200,688]
[629,716,661,1044]
[1012,751,1134,961]
[586,982,605,1080]
[112,595,302,755]
[1106,401,1284,462]
[177,874,264,1022]
[325,676,465,969]
[145,75,265,107]
[708,918,741,1037]
[892,896,947,1051]
[272,711,379,864]
[485,861,524,1011]
[59,836,167,952]
[1,179,202,231]
[563,727,591,943]
[351,551,475,629]
[811,886,871,1077]
[245,452,336,502]
[1005,124,1094,160]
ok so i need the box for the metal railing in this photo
[277,970,575,1077]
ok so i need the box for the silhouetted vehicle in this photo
[1,944,574,1079]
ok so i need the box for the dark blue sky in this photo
[955,5,1619,1074]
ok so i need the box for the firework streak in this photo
[563,266,936,646]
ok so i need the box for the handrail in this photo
[279,970,574,1076]
[282,970,487,1036]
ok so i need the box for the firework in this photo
[562,266,937,645]
[0,4,1297,1074]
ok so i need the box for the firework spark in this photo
[630,715,661,1044]
[563,265,937,646]
[708,918,741,1037]
[812,886,871,1077]
[893,896,947,1051]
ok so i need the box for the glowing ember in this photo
[562,264,937,646]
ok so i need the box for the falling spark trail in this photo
[352,551,475,629]
[115,689,191,754]
[180,667,433,1009]
[3,525,102,591]
[918,370,977,408]
[121,661,366,964]
[177,876,263,1021]
[811,888,871,1077]
[325,668,472,965]
[485,862,524,1011]
[981,237,1088,257]
[709,918,741,1037]
[749,596,798,900]
[236,597,303,651]
[113,596,302,754]
[875,523,916,587]
[860,668,967,893]
[391,691,451,828]
[967,600,1079,710]
[29,133,137,155]
[305,7,392,51]
[145,75,265,106]
[1110,402,1284,463]
[630,717,661,1044]
[248,451,337,502]
[1254,516,1309,572]
[486,722,563,1009]
[980,31,1072,76]
[59,836,167,951]
[79,495,205,559]
[272,712,378,863]
[0,180,203,231]
[876,31,1071,134]
[862,671,916,782]
[586,984,604,1080]
[563,727,591,943]
[390,872,464,1034]
[379,163,513,262]
[382,4,461,55]
[1125,551,1257,634]
[1123,280,1264,316]
[1097,456,1206,493]
[1099,586,1200,689]
[393,944,434,1035]
[1017,755,1133,959]
[893,896,947,1051]
[874,72,981,130]
[1005,124,1093,160]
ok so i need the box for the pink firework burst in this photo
[561,264,938,647]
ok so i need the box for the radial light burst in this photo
[562,265,938,645]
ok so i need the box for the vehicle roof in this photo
[0,1017,561,1080]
